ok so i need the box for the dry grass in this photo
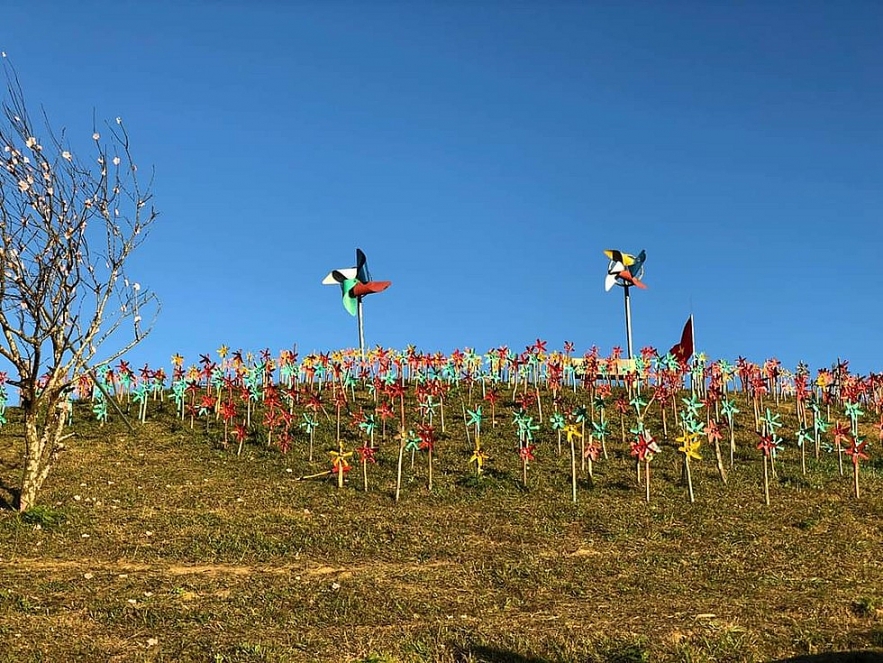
[0,385,881,662]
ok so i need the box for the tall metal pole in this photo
[356,297,365,358]
[623,285,633,360]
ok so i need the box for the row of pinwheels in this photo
[34,344,878,503]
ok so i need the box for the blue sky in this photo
[1,1,881,374]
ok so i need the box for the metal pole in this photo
[357,297,365,358]
[623,285,633,360]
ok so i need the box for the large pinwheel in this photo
[604,249,647,291]
[323,248,392,353]
[603,248,647,359]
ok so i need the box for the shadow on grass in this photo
[0,479,19,511]
[772,652,883,663]
[453,645,549,663]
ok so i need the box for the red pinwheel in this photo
[484,388,500,427]
[415,423,437,490]
[756,432,775,457]
[630,433,657,462]
[832,421,850,446]
[844,436,869,467]
[355,445,376,464]
[234,422,248,456]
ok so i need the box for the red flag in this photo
[669,316,694,365]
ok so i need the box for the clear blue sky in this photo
[2,1,881,374]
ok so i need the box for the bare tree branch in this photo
[0,55,160,510]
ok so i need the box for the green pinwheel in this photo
[796,425,814,475]
[466,406,484,432]
[681,394,704,420]
[720,398,739,422]
[630,394,647,414]
[92,398,109,425]
[762,408,782,435]
[550,411,566,453]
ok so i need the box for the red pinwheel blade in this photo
[351,280,392,297]
[620,270,647,289]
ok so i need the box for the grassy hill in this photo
[0,376,881,662]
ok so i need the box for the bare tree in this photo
[0,56,159,511]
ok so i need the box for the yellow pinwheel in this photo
[329,450,353,474]
[469,446,488,474]
[677,432,702,460]
[676,431,701,503]
[563,423,582,444]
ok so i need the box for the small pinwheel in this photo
[564,423,583,502]
[519,443,536,487]
[762,408,782,435]
[519,444,536,463]
[329,449,353,480]
[300,413,319,462]
[466,406,484,437]
[630,431,660,502]
[469,445,489,475]
[358,412,377,448]
[92,398,109,426]
[516,415,540,445]
[681,394,704,420]
[677,431,701,503]
[796,426,814,475]
[832,420,851,476]
[720,397,739,467]
[757,432,776,505]
[843,434,869,498]
[705,419,727,484]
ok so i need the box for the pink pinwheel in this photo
[757,432,775,505]
[519,443,536,487]
[355,444,376,492]
[843,435,869,499]
[630,431,660,502]
[705,419,727,484]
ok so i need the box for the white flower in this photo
[133,282,141,291]
[25,137,36,148]
[61,150,72,161]
[92,132,100,141]
[116,117,122,125]
[17,180,28,192]
[112,156,120,166]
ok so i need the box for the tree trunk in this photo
[18,397,67,512]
